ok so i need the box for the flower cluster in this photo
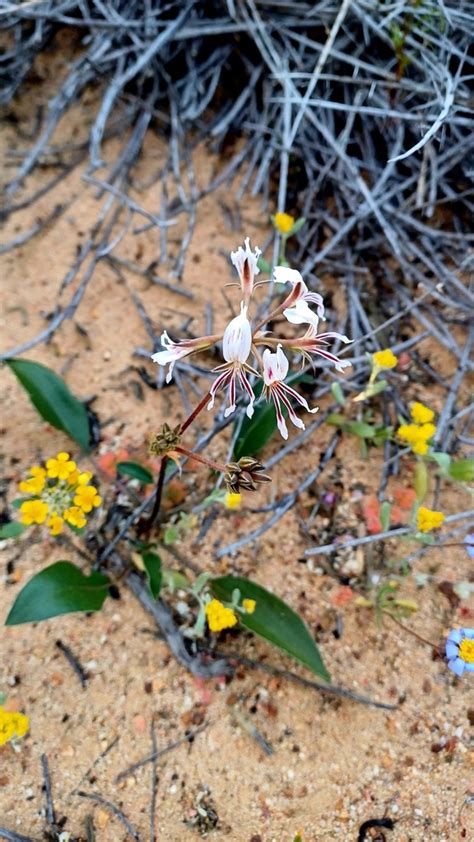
[398,402,436,456]
[372,349,398,369]
[205,597,256,633]
[446,628,474,677]
[18,452,102,536]
[416,506,445,532]
[0,706,29,747]
[152,238,351,439]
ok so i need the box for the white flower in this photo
[273,266,325,327]
[262,344,318,439]
[222,303,252,363]
[151,330,217,383]
[291,324,352,373]
[208,305,258,419]
[231,237,261,302]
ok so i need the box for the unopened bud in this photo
[223,457,271,494]
[149,423,181,457]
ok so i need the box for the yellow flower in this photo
[410,402,434,424]
[205,599,238,632]
[19,466,46,495]
[46,452,77,480]
[273,212,295,235]
[78,471,93,485]
[73,485,102,513]
[224,492,242,510]
[417,506,445,532]
[242,599,256,614]
[20,499,49,525]
[64,506,87,529]
[47,514,64,536]
[398,423,420,444]
[0,707,29,745]
[417,422,436,441]
[412,441,429,456]
[372,349,398,369]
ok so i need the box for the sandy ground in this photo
[1,45,473,842]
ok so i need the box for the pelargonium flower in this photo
[273,266,325,326]
[230,237,261,303]
[208,304,258,419]
[286,323,352,373]
[151,330,217,384]
[263,344,318,439]
[445,628,474,676]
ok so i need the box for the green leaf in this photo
[117,461,153,485]
[211,575,330,682]
[5,561,110,625]
[141,551,162,599]
[6,359,90,452]
[430,452,451,475]
[326,412,346,428]
[257,257,271,273]
[448,458,474,483]
[288,217,306,235]
[11,498,31,509]
[331,381,346,407]
[347,421,377,438]
[0,521,25,539]
[380,502,391,532]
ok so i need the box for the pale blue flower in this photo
[446,628,474,676]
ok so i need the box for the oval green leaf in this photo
[5,561,110,625]
[0,522,25,539]
[142,551,162,599]
[6,358,91,452]
[449,458,474,483]
[117,461,153,485]
[211,575,330,682]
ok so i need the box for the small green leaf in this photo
[161,569,189,592]
[211,575,330,682]
[326,412,346,428]
[331,381,346,406]
[141,551,162,599]
[288,217,306,235]
[11,498,31,509]
[5,562,110,625]
[6,358,90,451]
[0,521,25,539]
[347,421,377,438]
[257,257,272,273]
[117,461,153,485]
[414,460,429,503]
[448,458,474,482]
[430,452,451,475]
[380,502,391,532]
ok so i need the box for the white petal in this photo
[275,344,289,379]
[222,304,252,363]
[273,266,305,291]
[283,300,320,329]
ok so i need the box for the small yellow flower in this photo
[73,485,102,513]
[417,506,445,532]
[0,706,29,746]
[205,599,238,632]
[242,599,256,614]
[47,514,64,536]
[19,466,46,495]
[20,499,49,525]
[417,422,436,441]
[46,452,77,480]
[78,471,93,486]
[273,212,295,235]
[372,349,398,369]
[64,506,87,529]
[410,402,434,424]
[412,441,429,456]
[398,423,420,444]
[224,492,242,510]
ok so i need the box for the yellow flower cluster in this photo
[273,212,295,234]
[0,706,29,747]
[242,599,256,614]
[398,403,437,456]
[416,506,445,532]
[224,492,242,510]
[19,452,102,536]
[205,599,238,632]
[372,349,398,369]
